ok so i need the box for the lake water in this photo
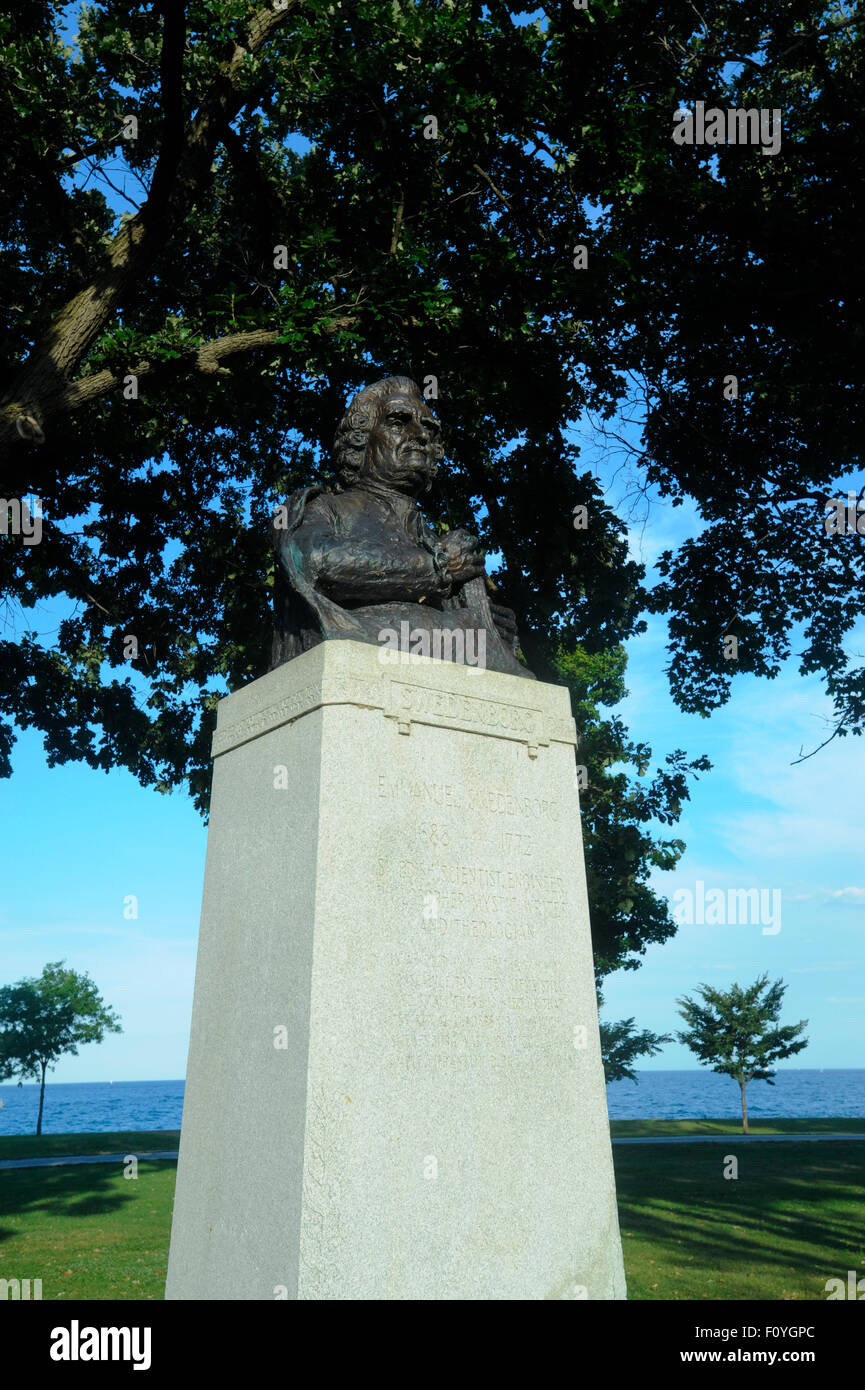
[0,1079,186,1136]
[0,1070,862,1136]
[605,1068,865,1120]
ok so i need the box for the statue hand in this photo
[439,528,485,585]
[489,601,518,650]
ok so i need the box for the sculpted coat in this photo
[271,376,534,680]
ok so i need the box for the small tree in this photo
[0,962,122,1135]
[676,975,808,1134]
[599,1013,673,1084]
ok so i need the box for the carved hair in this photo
[331,376,442,491]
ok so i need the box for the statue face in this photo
[362,391,442,494]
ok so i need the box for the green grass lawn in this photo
[0,1160,175,1299]
[0,1124,862,1300]
[0,1130,180,1162]
[614,1138,865,1299]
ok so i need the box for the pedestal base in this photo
[165,640,626,1300]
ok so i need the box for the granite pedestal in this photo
[165,639,626,1300]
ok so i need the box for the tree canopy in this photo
[0,960,122,1134]
[1,0,861,979]
[599,1006,673,1084]
[676,973,808,1132]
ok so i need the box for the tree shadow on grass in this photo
[614,1141,865,1291]
[0,1161,139,1233]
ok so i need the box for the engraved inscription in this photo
[381,856,569,933]
[377,773,562,822]
[389,682,548,745]
[212,681,322,757]
[324,674,383,708]
[391,945,570,1073]
[212,668,574,757]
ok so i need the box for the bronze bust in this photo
[270,376,534,679]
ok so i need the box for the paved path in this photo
[1,1134,863,1169]
[613,1133,865,1145]
[0,1151,179,1170]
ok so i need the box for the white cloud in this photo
[826,887,865,905]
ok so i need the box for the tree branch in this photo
[83,158,142,211]
[389,188,405,255]
[61,127,127,167]
[471,163,513,213]
[791,709,851,764]
[471,162,549,246]
[777,12,860,62]
[48,314,359,414]
[0,1,303,448]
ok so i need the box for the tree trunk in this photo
[739,1076,749,1135]
[37,1060,47,1137]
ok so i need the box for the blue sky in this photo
[592,425,865,1069]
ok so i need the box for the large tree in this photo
[676,974,808,1133]
[0,961,122,1134]
[0,1,859,973]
